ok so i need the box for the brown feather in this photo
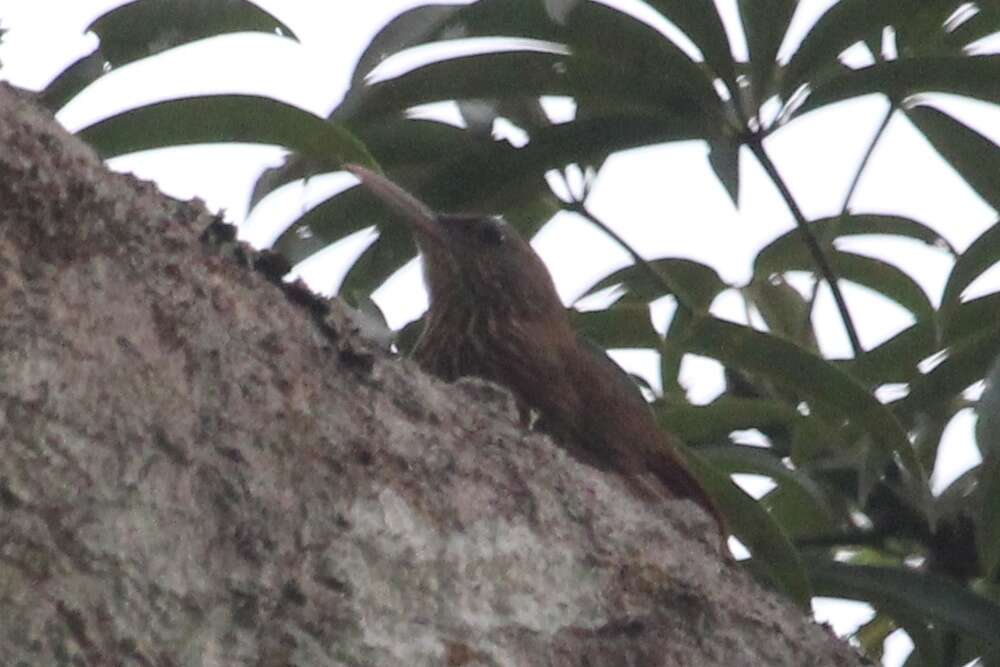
[347,165,725,537]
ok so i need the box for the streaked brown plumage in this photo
[346,164,724,533]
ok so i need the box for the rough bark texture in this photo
[0,83,866,666]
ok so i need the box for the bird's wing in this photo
[569,336,724,526]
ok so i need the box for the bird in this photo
[345,164,724,535]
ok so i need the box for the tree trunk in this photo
[0,83,865,667]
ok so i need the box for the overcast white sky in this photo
[2,2,998,664]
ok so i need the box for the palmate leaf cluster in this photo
[34,0,1000,664]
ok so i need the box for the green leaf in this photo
[555,0,723,111]
[906,105,1000,211]
[977,356,1000,579]
[701,444,817,499]
[642,0,739,98]
[571,304,660,350]
[755,215,943,321]
[945,4,1000,51]
[977,356,1000,461]
[980,462,1000,580]
[781,0,910,99]
[911,407,953,477]
[899,617,946,667]
[708,136,740,206]
[420,112,706,212]
[656,397,802,444]
[272,186,383,266]
[660,306,693,398]
[682,449,814,607]
[39,51,109,112]
[698,443,838,538]
[942,291,1000,344]
[352,116,476,168]
[854,613,896,664]
[41,0,297,110]
[737,0,796,109]
[935,466,980,525]
[834,252,935,321]
[431,0,561,41]
[893,0,1000,64]
[681,316,924,483]
[76,95,375,168]
[503,192,565,242]
[457,97,544,139]
[349,4,461,86]
[788,399,855,464]
[353,0,721,113]
[941,219,1000,314]
[897,322,1000,420]
[805,558,1000,649]
[763,248,934,321]
[90,0,297,64]
[755,214,954,275]
[744,276,819,351]
[338,223,416,299]
[577,257,727,310]
[761,480,840,541]
[893,0,961,58]
[797,55,1000,116]
[344,50,716,127]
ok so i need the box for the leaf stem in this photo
[748,138,864,357]
[794,529,896,550]
[841,104,894,215]
[803,103,896,339]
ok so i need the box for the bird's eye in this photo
[477,220,506,247]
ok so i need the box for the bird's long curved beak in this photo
[344,165,444,244]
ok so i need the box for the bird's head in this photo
[346,165,563,320]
